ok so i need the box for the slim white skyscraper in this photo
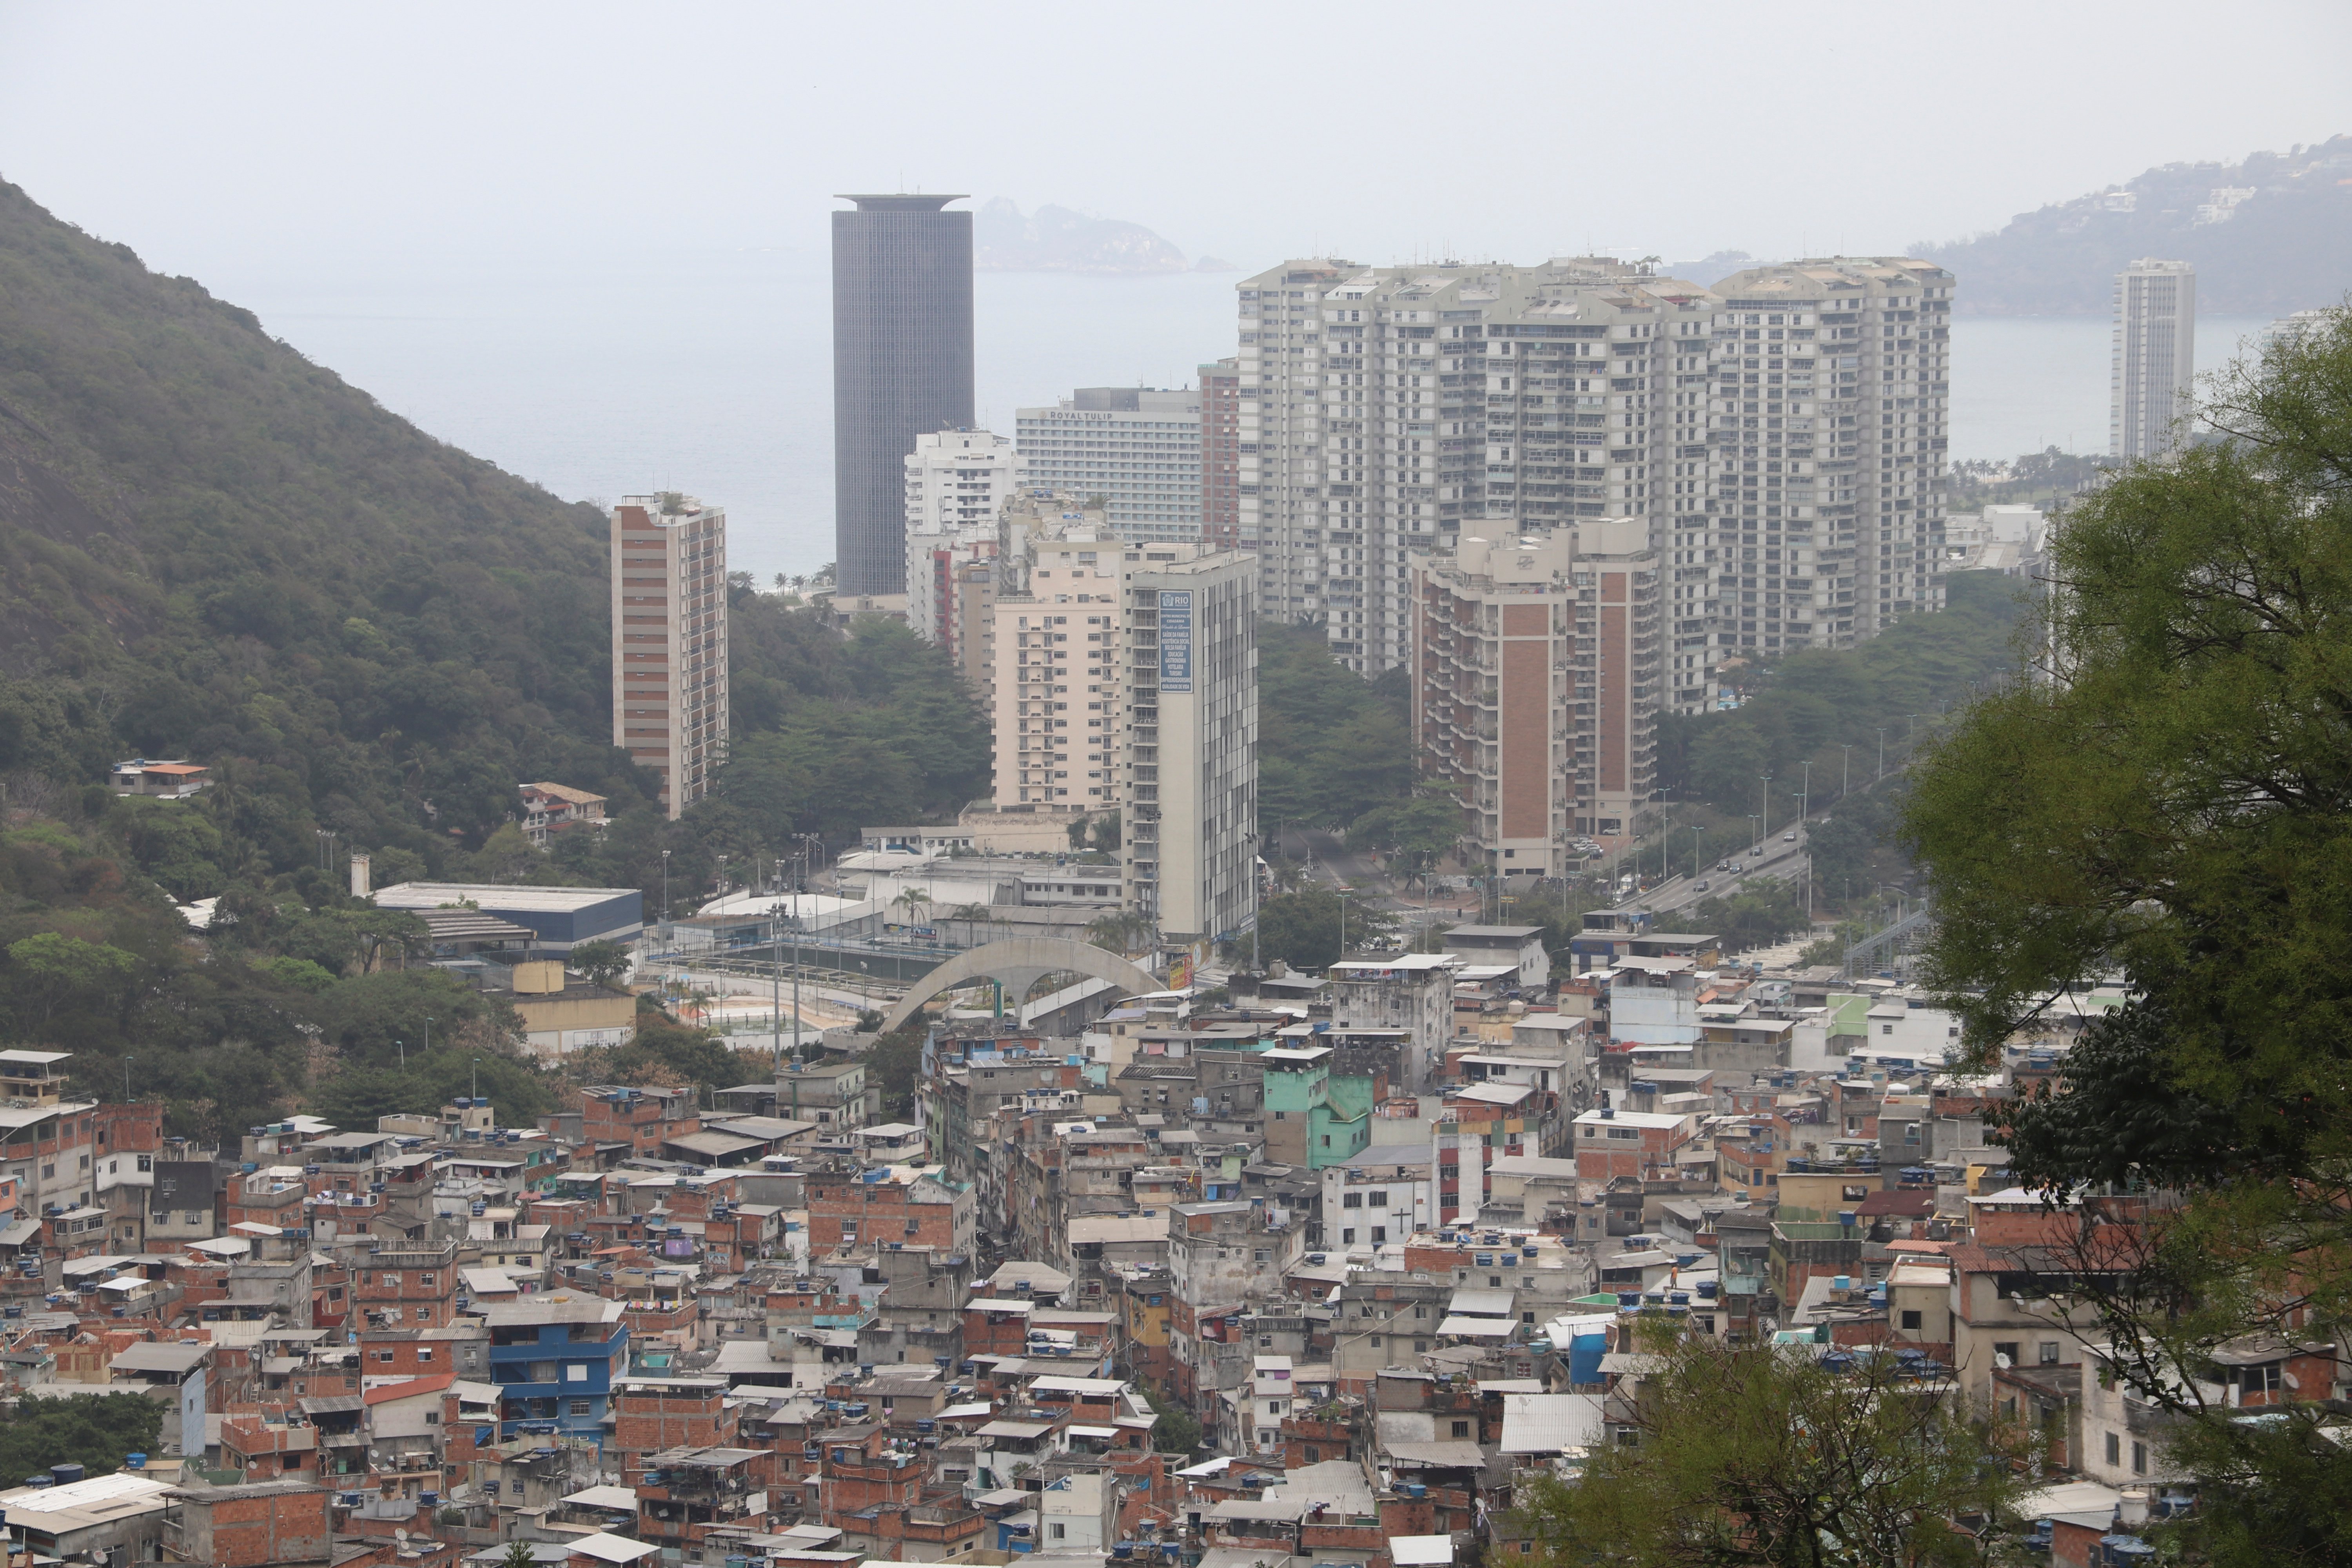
[2111,259,2197,462]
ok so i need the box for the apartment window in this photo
[566,1364,589,1382]
[1341,1228,1356,1244]
[418,1347,434,1361]
[1253,1249,1270,1263]
[1414,1339,1428,1353]
[1367,1192,1387,1209]
[1413,1305,1427,1319]
[2105,1433,2120,1466]
[1049,1526,1066,1542]
[2131,1441,2147,1475]
[381,1273,401,1289]
[1451,1420,1470,1438]
[1343,1194,1362,1209]
[1370,1226,1386,1244]
[420,1273,436,1288]
[1900,1310,1923,1330]
[1994,1341,2020,1365]
[2038,1342,2061,1365]
[377,1350,396,1364]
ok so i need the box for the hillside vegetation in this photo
[1918,134,2352,315]
[0,176,988,1123]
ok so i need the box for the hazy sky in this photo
[5,0,2350,286]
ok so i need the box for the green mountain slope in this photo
[0,177,648,866]
[0,178,992,1134]
[1918,135,2352,316]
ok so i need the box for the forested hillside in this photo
[1918,134,2352,315]
[0,176,988,1122]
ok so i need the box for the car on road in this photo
[1750,844,1766,857]
[1783,830,1798,842]
[1694,880,1709,892]
[1716,860,1730,871]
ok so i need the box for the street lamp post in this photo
[661,849,671,924]
[1799,760,1812,825]
[1876,729,1887,782]
[1840,745,1851,798]
[1747,815,1760,850]
[1759,775,1771,842]
[1691,826,1706,881]
[1336,887,1348,964]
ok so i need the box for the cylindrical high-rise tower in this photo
[832,194,974,598]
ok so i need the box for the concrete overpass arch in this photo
[875,937,1160,1035]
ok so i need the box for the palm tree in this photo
[947,903,995,949]
[1086,909,1158,957]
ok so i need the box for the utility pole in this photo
[661,849,671,924]
[1799,761,1812,825]
[123,1055,132,1103]
[471,1057,480,1105]
[769,898,784,1065]
[1876,729,1887,782]
[1759,775,1771,842]
[1691,826,1705,881]
[1840,745,1851,798]
[1336,887,1348,963]
[1247,833,1261,973]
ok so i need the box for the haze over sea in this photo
[234,253,2273,586]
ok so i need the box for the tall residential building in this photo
[1123,549,1256,946]
[2111,259,2196,462]
[1702,259,1955,683]
[987,493,1256,949]
[1236,257,1713,681]
[612,494,729,819]
[904,429,1020,648]
[1410,523,1660,876]
[1198,358,1244,551]
[833,194,975,597]
[1014,388,1203,544]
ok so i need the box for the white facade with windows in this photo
[2111,259,2197,462]
[1015,389,1202,544]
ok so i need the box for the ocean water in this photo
[236,252,2280,583]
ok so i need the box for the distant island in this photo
[975,198,1229,276]
[1915,134,2352,316]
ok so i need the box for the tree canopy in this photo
[1518,1325,2022,1568]
[1903,303,2352,1567]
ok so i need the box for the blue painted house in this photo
[482,1290,627,1444]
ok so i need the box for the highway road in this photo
[1623,821,1815,918]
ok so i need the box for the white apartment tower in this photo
[1702,260,1955,683]
[1236,258,1713,682]
[1014,388,1203,544]
[988,492,1256,949]
[612,494,729,819]
[904,429,1020,648]
[2111,259,2197,462]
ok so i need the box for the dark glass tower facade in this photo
[832,194,975,597]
